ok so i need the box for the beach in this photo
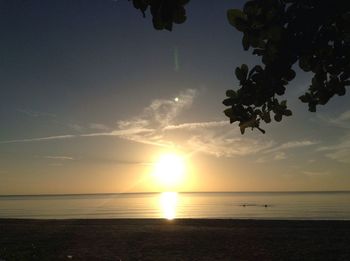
[1,219,349,260]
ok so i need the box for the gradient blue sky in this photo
[0,0,349,194]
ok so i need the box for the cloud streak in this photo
[1,88,320,159]
[0,135,76,144]
[316,132,350,163]
[17,109,56,118]
[318,110,350,129]
[45,156,74,160]
[163,121,228,131]
[302,170,330,177]
[265,140,318,153]
[187,134,275,157]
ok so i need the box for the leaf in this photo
[309,103,316,112]
[239,117,263,134]
[299,56,312,72]
[267,26,282,41]
[241,64,248,77]
[240,126,246,134]
[336,85,346,96]
[275,85,286,95]
[164,22,173,31]
[242,34,250,50]
[226,90,236,98]
[299,93,310,103]
[235,67,243,81]
[223,98,234,106]
[179,0,190,4]
[262,112,271,123]
[253,49,265,56]
[230,116,237,124]
[249,33,260,48]
[223,108,233,118]
[243,1,259,16]
[235,64,248,82]
[153,17,164,30]
[132,0,148,17]
[284,109,292,116]
[173,7,187,24]
[284,69,296,81]
[274,113,282,122]
[227,9,246,31]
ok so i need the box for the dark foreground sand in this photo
[0,219,350,261]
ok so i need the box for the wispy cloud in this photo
[0,135,76,144]
[265,140,318,153]
[316,133,350,163]
[121,88,197,129]
[256,140,317,163]
[163,121,228,131]
[256,151,287,163]
[302,170,330,177]
[89,123,110,131]
[336,110,350,122]
[317,136,350,152]
[187,134,274,157]
[106,89,197,147]
[255,141,317,163]
[17,108,111,133]
[317,110,350,129]
[17,108,56,118]
[274,152,287,160]
[68,123,84,132]
[0,89,195,146]
[2,88,319,160]
[81,128,155,137]
[45,156,74,160]
[111,159,151,166]
[325,149,350,163]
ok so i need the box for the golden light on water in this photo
[160,192,178,220]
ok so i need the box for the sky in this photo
[0,0,349,194]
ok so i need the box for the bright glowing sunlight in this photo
[153,153,186,188]
[160,192,178,220]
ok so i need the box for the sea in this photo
[0,191,349,220]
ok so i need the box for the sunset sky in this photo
[0,0,349,195]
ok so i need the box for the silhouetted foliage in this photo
[224,0,350,134]
[131,0,350,134]
[130,0,189,31]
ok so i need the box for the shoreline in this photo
[1,219,350,260]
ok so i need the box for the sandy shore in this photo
[0,219,349,260]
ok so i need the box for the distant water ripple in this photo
[0,192,349,220]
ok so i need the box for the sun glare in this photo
[160,192,178,220]
[153,153,186,188]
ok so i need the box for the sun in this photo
[153,153,186,188]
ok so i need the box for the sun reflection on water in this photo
[160,192,178,220]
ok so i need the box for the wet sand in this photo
[0,219,349,260]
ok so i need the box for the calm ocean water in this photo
[0,192,349,220]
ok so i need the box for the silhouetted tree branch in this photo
[129,0,189,31]
[130,0,350,134]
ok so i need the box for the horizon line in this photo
[1,190,350,197]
